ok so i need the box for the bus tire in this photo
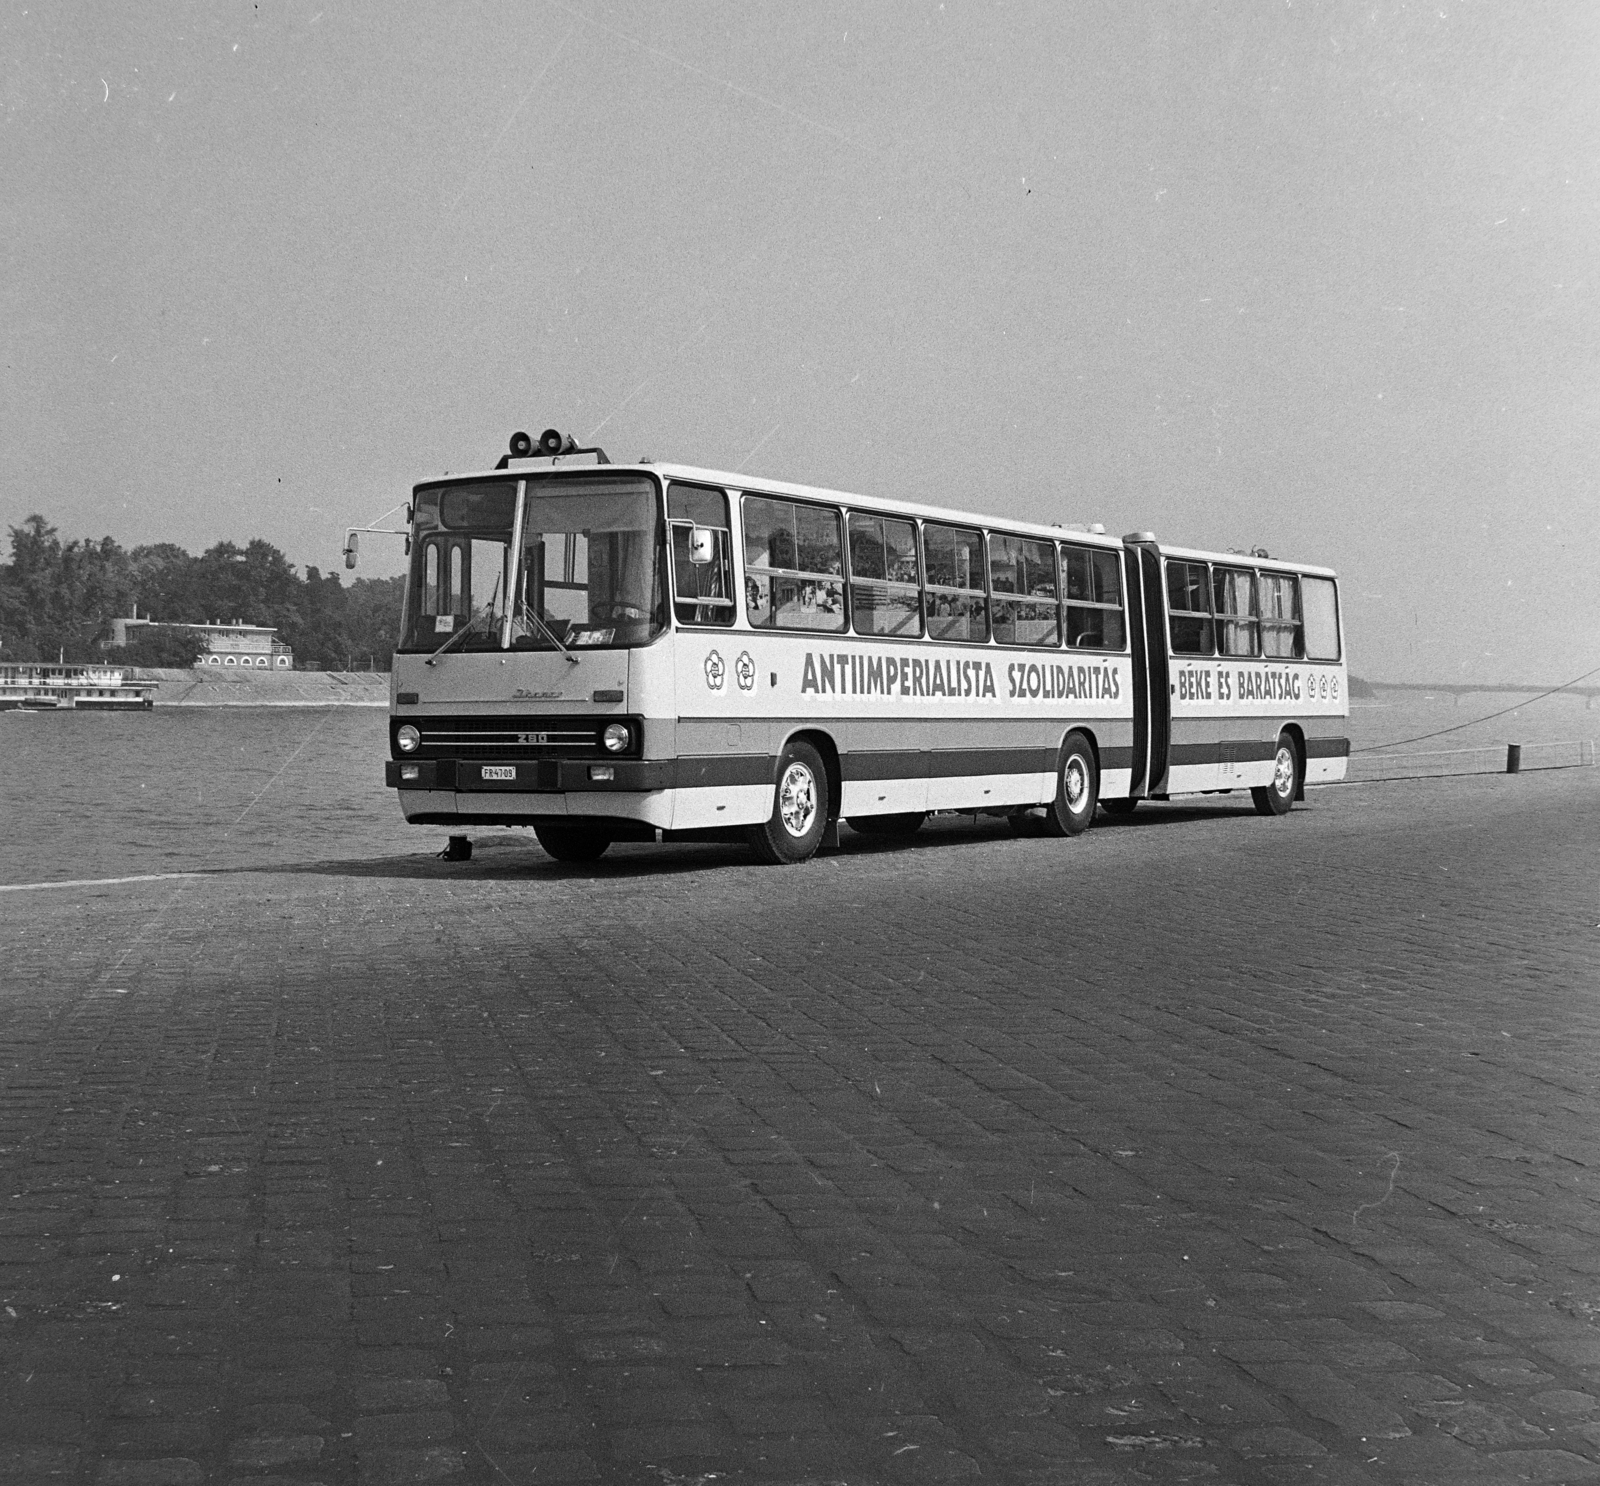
[847,812,926,838]
[534,825,612,862]
[1042,732,1097,837]
[1251,733,1301,817]
[1100,797,1138,816]
[749,740,827,864]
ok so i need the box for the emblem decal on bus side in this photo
[734,651,756,692]
[704,650,726,692]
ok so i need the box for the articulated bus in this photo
[378,428,1348,865]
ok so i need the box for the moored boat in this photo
[0,664,156,711]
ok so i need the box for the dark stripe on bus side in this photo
[845,744,1139,779]
[674,755,774,789]
[1167,741,1272,767]
[853,747,1054,780]
[927,747,1053,779]
[1166,737,1352,767]
[679,747,1063,787]
[680,742,1145,791]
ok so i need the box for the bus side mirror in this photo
[343,531,359,570]
[688,527,715,565]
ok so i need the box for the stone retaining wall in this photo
[126,667,389,706]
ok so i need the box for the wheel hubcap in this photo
[778,762,818,837]
[1064,758,1088,811]
[1274,746,1295,794]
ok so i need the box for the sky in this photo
[4,1,1598,684]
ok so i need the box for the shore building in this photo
[110,613,295,669]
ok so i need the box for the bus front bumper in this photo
[386,758,670,792]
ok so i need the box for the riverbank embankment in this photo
[126,667,388,706]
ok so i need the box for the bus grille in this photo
[397,715,611,759]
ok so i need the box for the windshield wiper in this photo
[424,594,499,666]
[518,602,580,665]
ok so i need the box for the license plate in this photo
[481,765,516,782]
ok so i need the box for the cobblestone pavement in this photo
[3,770,1600,1486]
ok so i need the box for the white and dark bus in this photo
[378,429,1348,864]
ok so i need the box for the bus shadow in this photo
[221,799,1277,882]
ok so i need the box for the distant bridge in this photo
[1361,679,1600,702]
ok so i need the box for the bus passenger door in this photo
[1122,539,1170,797]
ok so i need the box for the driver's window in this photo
[667,483,735,627]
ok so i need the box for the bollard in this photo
[1506,744,1521,774]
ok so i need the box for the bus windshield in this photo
[400,474,664,652]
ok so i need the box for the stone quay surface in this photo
[2,769,1598,1486]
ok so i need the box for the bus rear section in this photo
[1120,535,1348,815]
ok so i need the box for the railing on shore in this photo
[1346,739,1596,783]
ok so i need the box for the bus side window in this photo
[449,543,466,615]
[667,483,735,627]
[1213,566,1259,656]
[742,495,846,633]
[924,523,988,643]
[1166,560,1215,654]
[989,533,1059,647]
[1062,545,1125,649]
[1301,576,1339,660]
[1259,572,1303,658]
[849,514,923,638]
[423,542,440,614]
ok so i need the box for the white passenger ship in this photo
[0,664,156,711]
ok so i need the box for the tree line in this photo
[0,515,406,670]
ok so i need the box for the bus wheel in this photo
[750,740,827,864]
[534,825,612,862]
[1251,733,1301,817]
[1042,733,1098,837]
[1100,798,1138,817]
[848,812,926,838]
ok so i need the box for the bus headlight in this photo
[601,722,631,754]
[396,724,421,753]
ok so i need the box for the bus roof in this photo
[435,457,1338,577]
[1152,541,1337,579]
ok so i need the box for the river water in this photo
[4,693,1596,887]
[3,708,413,887]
